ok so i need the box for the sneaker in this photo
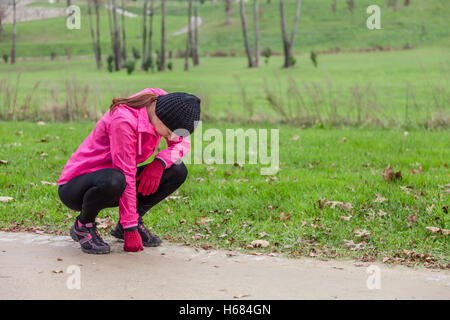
[70,218,110,254]
[111,217,162,247]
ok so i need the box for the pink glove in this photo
[137,159,164,196]
[124,230,144,252]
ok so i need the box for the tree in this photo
[279,0,301,68]
[121,0,127,61]
[141,0,148,68]
[160,0,166,71]
[184,0,193,71]
[192,0,200,65]
[87,0,102,69]
[11,0,17,64]
[224,0,231,25]
[112,0,122,70]
[148,0,155,69]
[106,0,115,52]
[94,0,102,68]
[239,0,254,68]
[253,0,260,67]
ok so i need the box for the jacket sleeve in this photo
[108,112,139,229]
[155,135,191,169]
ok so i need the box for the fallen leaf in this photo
[353,228,371,239]
[52,269,63,274]
[280,211,291,221]
[291,135,299,141]
[0,160,8,165]
[233,294,250,299]
[382,164,402,181]
[426,226,450,235]
[37,121,46,126]
[41,181,57,186]
[247,240,269,248]
[339,215,352,221]
[373,194,387,203]
[0,196,14,203]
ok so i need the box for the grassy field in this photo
[1,47,449,127]
[0,121,449,267]
[0,0,449,58]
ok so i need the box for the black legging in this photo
[58,161,188,224]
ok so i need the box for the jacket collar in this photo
[137,106,157,135]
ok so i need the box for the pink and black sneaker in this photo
[70,217,111,254]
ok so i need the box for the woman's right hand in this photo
[124,229,144,252]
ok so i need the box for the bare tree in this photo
[184,0,193,71]
[87,0,102,69]
[121,0,127,61]
[106,0,115,52]
[224,0,231,25]
[141,0,148,68]
[280,0,301,68]
[112,0,122,70]
[94,0,102,68]
[160,0,166,71]
[11,0,17,64]
[192,0,200,66]
[253,0,260,67]
[239,0,254,68]
[148,0,155,69]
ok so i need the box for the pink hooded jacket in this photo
[57,88,191,229]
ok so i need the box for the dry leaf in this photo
[247,240,269,248]
[41,181,57,186]
[382,164,402,181]
[291,135,300,141]
[373,194,387,203]
[233,294,250,299]
[426,226,450,235]
[0,196,14,203]
[0,160,8,165]
[280,211,291,221]
[339,215,352,221]
[353,228,371,238]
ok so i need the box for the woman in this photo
[57,88,201,254]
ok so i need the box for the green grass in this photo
[0,121,449,267]
[0,0,449,59]
[1,48,449,127]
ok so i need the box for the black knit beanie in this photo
[155,92,201,136]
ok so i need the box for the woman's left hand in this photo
[137,159,164,196]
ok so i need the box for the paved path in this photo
[0,231,448,299]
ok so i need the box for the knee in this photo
[168,161,188,186]
[99,169,127,198]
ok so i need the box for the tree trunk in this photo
[192,0,200,66]
[87,1,99,68]
[253,0,259,67]
[112,0,122,70]
[184,0,192,71]
[160,0,166,71]
[121,0,127,61]
[239,0,254,68]
[67,0,71,7]
[279,0,301,68]
[106,0,115,52]
[148,0,154,68]
[11,0,16,64]
[94,0,102,68]
[141,0,148,68]
[225,0,231,25]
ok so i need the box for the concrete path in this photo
[0,231,448,300]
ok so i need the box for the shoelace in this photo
[86,223,107,245]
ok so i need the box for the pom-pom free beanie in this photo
[155,92,201,136]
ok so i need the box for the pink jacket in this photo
[57,88,191,229]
